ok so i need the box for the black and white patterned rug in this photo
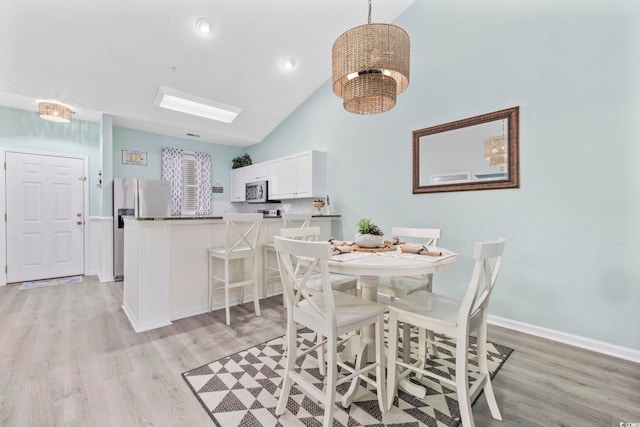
[182,329,512,427]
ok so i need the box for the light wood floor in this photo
[0,275,638,426]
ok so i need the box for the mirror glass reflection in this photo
[419,119,508,186]
[413,107,519,194]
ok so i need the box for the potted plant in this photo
[232,153,252,169]
[313,198,325,215]
[355,218,384,248]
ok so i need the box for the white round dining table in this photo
[327,251,457,362]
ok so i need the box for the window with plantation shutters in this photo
[162,147,211,216]
[182,153,197,215]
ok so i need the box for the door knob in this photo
[77,213,82,217]
[77,221,84,225]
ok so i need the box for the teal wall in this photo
[0,106,244,216]
[0,106,101,215]
[112,127,243,203]
[248,0,640,350]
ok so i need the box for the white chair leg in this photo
[262,246,269,299]
[416,327,426,380]
[456,334,474,427]
[375,313,387,413]
[317,334,326,376]
[386,310,400,410]
[224,259,231,326]
[423,275,439,358]
[252,256,261,317]
[276,320,297,416]
[322,338,338,427]
[427,329,439,357]
[207,255,213,312]
[477,323,502,420]
[239,259,245,305]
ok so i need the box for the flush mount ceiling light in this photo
[280,57,297,70]
[154,86,242,123]
[38,101,72,123]
[195,18,213,33]
[332,0,410,114]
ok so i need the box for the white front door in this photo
[5,152,85,282]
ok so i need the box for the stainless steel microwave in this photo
[245,180,268,203]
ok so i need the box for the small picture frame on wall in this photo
[122,150,147,166]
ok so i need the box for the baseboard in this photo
[121,303,172,333]
[171,305,208,321]
[488,315,640,364]
[97,273,115,283]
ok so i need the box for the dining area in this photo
[189,212,508,427]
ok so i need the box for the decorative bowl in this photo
[354,233,384,248]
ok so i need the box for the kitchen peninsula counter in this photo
[121,215,340,332]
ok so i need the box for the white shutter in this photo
[182,153,197,215]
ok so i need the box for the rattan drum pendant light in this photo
[332,0,410,114]
[484,135,507,166]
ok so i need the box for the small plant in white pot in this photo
[355,218,384,248]
[313,199,325,215]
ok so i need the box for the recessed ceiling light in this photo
[195,18,212,33]
[154,86,242,124]
[281,57,297,70]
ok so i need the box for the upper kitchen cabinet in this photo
[244,162,271,183]
[230,166,248,202]
[232,150,327,202]
[275,150,326,200]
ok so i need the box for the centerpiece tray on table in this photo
[352,245,397,253]
[378,244,458,262]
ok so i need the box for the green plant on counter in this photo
[357,218,383,236]
[232,153,252,169]
[314,198,325,203]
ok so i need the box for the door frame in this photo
[0,148,90,286]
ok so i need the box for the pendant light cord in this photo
[368,0,372,24]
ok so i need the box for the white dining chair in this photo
[377,226,441,300]
[262,213,311,298]
[279,226,358,373]
[386,237,506,427]
[274,236,387,427]
[378,226,441,359]
[279,226,358,295]
[207,213,263,326]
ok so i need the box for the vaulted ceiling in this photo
[0,0,414,147]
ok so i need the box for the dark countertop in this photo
[129,214,341,221]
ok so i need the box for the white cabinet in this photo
[230,167,248,202]
[244,163,270,183]
[274,150,326,200]
[231,151,326,202]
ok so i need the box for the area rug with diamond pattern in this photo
[182,328,512,427]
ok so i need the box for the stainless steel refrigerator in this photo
[113,177,172,280]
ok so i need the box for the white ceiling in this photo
[0,0,414,147]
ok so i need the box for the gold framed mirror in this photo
[413,106,519,194]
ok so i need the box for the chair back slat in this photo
[280,226,320,241]
[459,237,506,327]
[391,226,440,247]
[274,236,335,323]
[223,213,263,253]
[282,213,311,229]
